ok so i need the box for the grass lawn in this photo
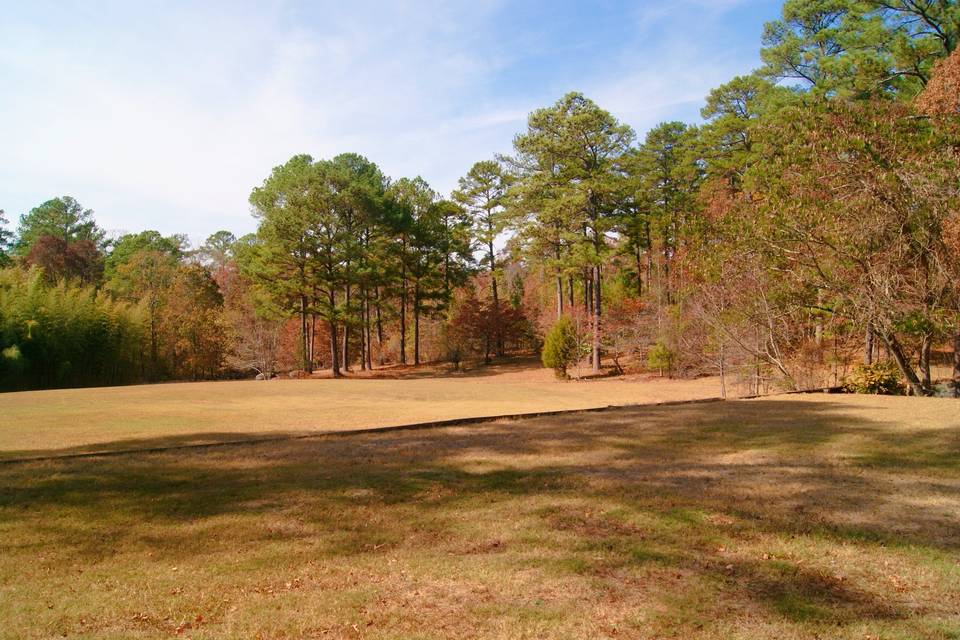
[1,394,958,638]
[0,362,721,458]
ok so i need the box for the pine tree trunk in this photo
[400,259,407,365]
[342,279,351,371]
[584,272,590,312]
[443,253,450,304]
[644,221,653,298]
[592,264,601,373]
[359,287,367,371]
[556,271,563,320]
[300,295,310,373]
[953,329,960,398]
[490,239,502,357]
[308,314,315,370]
[328,290,340,378]
[374,285,385,367]
[635,242,643,297]
[663,254,671,306]
[414,283,421,366]
[365,291,373,371]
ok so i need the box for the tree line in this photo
[1,0,958,394]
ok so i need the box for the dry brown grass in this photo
[0,360,721,457]
[0,394,958,639]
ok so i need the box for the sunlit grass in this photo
[0,362,721,457]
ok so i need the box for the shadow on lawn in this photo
[1,398,958,630]
[332,355,547,380]
[354,355,645,382]
[0,430,313,461]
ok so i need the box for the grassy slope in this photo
[0,366,720,457]
[1,394,958,639]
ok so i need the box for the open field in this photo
[0,361,722,458]
[1,394,958,638]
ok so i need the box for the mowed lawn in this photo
[0,365,720,458]
[1,395,958,639]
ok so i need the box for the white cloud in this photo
[0,0,768,244]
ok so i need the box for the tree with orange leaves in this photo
[917,49,960,395]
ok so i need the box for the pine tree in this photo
[454,160,511,354]
[16,196,105,254]
[541,315,579,379]
[509,92,634,372]
[0,210,13,266]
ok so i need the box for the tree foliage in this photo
[761,0,960,98]
[508,92,634,372]
[917,45,960,114]
[0,210,12,266]
[6,0,960,394]
[0,267,143,390]
[105,230,187,285]
[15,196,105,254]
[846,360,903,394]
[712,97,960,394]
[447,285,529,365]
[24,236,103,284]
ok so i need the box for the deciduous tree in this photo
[741,98,960,394]
[105,230,186,284]
[25,236,103,284]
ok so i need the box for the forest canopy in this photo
[1,0,958,395]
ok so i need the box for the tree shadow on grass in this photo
[340,356,546,380]
[1,398,958,634]
[0,430,321,462]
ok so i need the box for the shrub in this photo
[647,341,674,377]
[541,315,578,379]
[0,266,145,390]
[845,361,903,395]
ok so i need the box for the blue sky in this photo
[0,0,782,244]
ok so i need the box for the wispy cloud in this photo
[0,0,779,242]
